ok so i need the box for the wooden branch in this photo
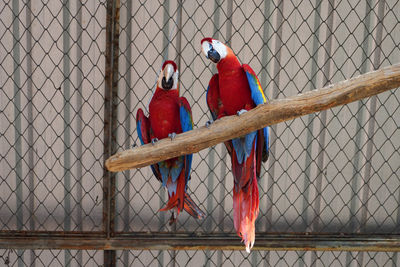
[106,64,400,172]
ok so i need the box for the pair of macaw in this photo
[136,39,269,252]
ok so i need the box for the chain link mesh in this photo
[1,0,399,265]
[0,0,106,231]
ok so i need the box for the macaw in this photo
[201,38,269,252]
[136,60,205,224]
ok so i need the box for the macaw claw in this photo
[151,138,159,145]
[131,143,137,149]
[205,120,213,128]
[237,109,247,116]
[168,132,176,140]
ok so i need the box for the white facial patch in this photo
[157,67,164,88]
[172,70,178,90]
[201,41,211,58]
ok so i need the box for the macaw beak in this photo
[207,49,220,63]
[162,64,174,90]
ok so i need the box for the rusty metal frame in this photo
[0,232,399,251]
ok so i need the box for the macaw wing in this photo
[179,97,194,133]
[242,64,266,106]
[243,64,269,163]
[206,74,233,156]
[136,108,151,145]
[206,74,220,121]
[136,108,162,181]
[179,97,194,183]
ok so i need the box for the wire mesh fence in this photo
[0,0,106,232]
[0,249,398,267]
[1,0,400,266]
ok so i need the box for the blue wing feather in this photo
[179,97,193,133]
[243,64,269,158]
[232,131,257,164]
[243,64,266,106]
[179,97,194,183]
[137,120,145,145]
[263,126,269,156]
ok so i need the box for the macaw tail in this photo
[159,170,205,220]
[232,138,260,253]
[184,192,206,219]
[233,175,259,253]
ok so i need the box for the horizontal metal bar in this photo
[0,231,399,251]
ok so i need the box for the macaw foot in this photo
[168,132,176,140]
[131,143,137,149]
[237,109,247,116]
[169,211,177,225]
[205,120,213,128]
[151,138,159,145]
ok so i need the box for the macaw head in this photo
[157,60,179,91]
[201,38,232,64]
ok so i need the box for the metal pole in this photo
[104,0,120,265]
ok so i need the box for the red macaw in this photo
[201,38,269,252]
[136,60,205,224]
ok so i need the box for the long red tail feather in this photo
[232,139,260,253]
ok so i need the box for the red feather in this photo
[201,37,213,44]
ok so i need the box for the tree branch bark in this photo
[105,64,400,172]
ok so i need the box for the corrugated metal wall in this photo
[1,0,399,266]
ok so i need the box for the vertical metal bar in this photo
[205,6,222,265]
[210,3,226,266]
[347,1,378,265]
[12,0,24,266]
[205,147,214,265]
[396,186,400,265]
[260,3,273,255]
[171,2,183,266]
[123,0,132,233]
[353,0,384,262]
[348,0,374,235]
[302,0,322,232]
[156,1,170,265]
[12,0,22,233]
[310,2,335,266]
[313,0,335,233]
[62,0,72,265]
[25,0,36,265]
[76,0,84,264]
[360,0,385,233]
[104,0,119,265]
[300,2,324,267]
[225,0,233,46]
[216,146,228,267]
[262,0,284,264]
[175,0,183,74]
[122,0,133,265]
